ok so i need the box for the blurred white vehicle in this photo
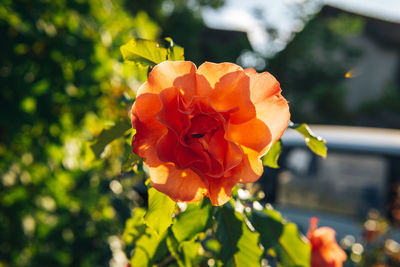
[260,125,400,240]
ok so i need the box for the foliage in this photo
[263,140,282,168]
[144,187,176,235]
[0,0,147,265]
[122,188,311,267]
[120,38,184,69]
[263,121,327,168]
[90,121,132,159]
[216,205,263,266]
[250,208,310,266]
[288,122,327,158]
[0,0,218,266]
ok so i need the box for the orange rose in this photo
[308,217,347,267]
[131,61,290,205]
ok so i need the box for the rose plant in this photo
[92,38,339,267]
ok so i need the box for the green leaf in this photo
[122,208,147,245]
[165,199,212,267]
[204,239,221,253]
[289,123,327,158]
[166,233,183,267]
[130,228,168,267]
[180,240,201,265]
[250,208,284,250]
[121,152,141,172]
[165,37,185,61]
[166,230,202,267]
[90,121,131,159]
[166,199,212,267]
[120,38,185,69]
[120,39,168,68]
[216,205,263,267]
[123,208,169,267]
[250,208,310,267]
[144,187,176,235]
[263,140,282,168]
[172,198,212,242]
[277,223,310,267]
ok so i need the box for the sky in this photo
[325,0,400,23]
[202,0,400,59]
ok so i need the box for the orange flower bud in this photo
[308,217,347,267]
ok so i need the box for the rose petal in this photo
[226,117,272,153]
[197,62,243,88]
[312,243,347,267]
[149,163,208,202]
[206,128,228,177]
[137,61,197,99]
[245,68,290,143]
[207,175,240,206]
[132,93,162,122]
[225,141,243,172]
[195,74,213,98]
[209,71,256,124]
[188,114,220,136]
[311,227,338,247]
[157,87,189,135]
[131,93,166,167]
[157,130,207,169]
[231,146,264,183]
[132,119,166,167]
[308,223,347,267]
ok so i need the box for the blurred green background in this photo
[0,0,230,266]
[1,0,399,266]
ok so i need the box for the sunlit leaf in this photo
[121,152,141,172]
[250,208,283,250]
[289,122,327,158]
[130,228,168,267]
[204,239,221,253]
[216,205,263,266]
[250,208,311,267]
[122,208,147,245]
[144,188,176,235]
[166,233,183,266]
[120,39,168,67]
[120,38,185,69]
[172,198,211,242]
[165,37,185,61]
[180,240,201,266]
[1,186,27,206]
[263,140,282,168]
[277,223,310,267]
[20,97,36,113]
[90,121,131,159]
[167,230,202,267]
[123,208,169,267]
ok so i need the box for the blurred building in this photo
[203,0,400,128]
[320,5,400,114]
[268,4,400,128]
[200,28,252,63]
